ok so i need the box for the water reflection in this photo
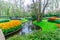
[20,21,33,35]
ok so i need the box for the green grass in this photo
[2,25,22,35]
[33,19,57,32]
[7,29,60,40]
[21,18,28,23]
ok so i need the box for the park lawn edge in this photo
[33,20,57,32]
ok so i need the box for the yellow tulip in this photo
[0,20,22,29]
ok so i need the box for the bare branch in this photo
[42,0,49,13]
[32,0,37,16]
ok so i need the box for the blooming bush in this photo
[0,19,10,23]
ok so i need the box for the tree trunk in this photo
[41,0,48,20]
[37,0,41,22]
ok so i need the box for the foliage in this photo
[7,29,60,40]
[2,25,21,35]
[54,11,60,17]
[0,19,10,23]
[44,12,54,17]
[44,11,60,17]
[21,18,28,23]
[54,20,60,24]
[32,15,37,21]
[0,0,25,17]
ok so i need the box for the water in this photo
[5,20,41,39]
[20,21,34,35]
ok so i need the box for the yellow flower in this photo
[0,20,22,29]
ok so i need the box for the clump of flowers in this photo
[0,20,21,29]
[48,17,57,20]
[56,24,60,28]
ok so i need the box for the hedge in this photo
[0,19,10,23]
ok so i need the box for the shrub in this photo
[32,15,37,21]
[0,19,10,23]
[7,29,60,40]
[54,20,60,24]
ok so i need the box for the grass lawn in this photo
[21,18,28,23]
[33,19,57,32]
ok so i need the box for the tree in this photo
[37,0,49,22]
[41,0,49,20]
[37,0,41,22]
[32,0,37,16]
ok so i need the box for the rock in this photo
[0,29,5,40]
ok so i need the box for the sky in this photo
[4,0,45,7]
[4,0,32,6]
[24,0,32,5]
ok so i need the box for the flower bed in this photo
[0,20,22,35]
[48,17,60,24]
[48,17,57,21]
[54,20,60,24]
[56,24,60,28]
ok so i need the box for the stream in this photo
[5,20,41,39]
